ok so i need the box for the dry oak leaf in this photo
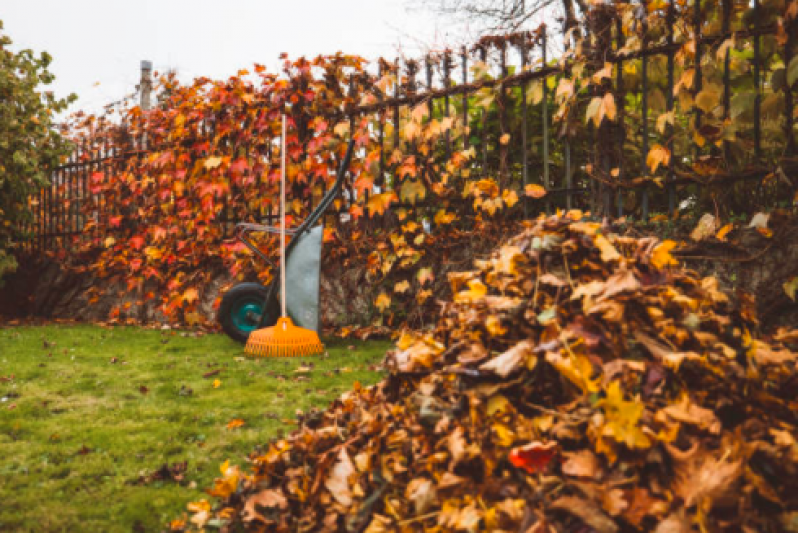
[690,213,718,242]
[594,234,621,262]
[479,340,536,378]
[561,449,601,479]
[750,340,797,366]
[550,495,618,533]
[657,393,722,434]
[668,443,743,509]
[242,489,288,523]
[405,477,437,515]
[325,448,356,507]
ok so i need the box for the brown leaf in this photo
[479,340,535,377]
[653,510,692,533]
[550,495,618,533]
[406,477,437,514]
[658,394,722,434]
[242,489,288,523]
[561,449,600,479]
[668,444,742,508]
[325,448,356,507]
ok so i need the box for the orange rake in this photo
[245,317,324,357]
[245,114,325,358]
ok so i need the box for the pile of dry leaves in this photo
[180,213,798,532]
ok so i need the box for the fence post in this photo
[140,60,153,111]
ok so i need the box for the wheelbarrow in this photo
[218,139,355,343]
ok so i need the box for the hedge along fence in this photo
[14,0,798,325]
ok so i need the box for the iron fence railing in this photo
[19,0,797,253]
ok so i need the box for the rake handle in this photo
[281,114,287,325]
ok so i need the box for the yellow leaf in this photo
[651,240,679,269]
[333,122,349,137]
[455,279,487,303]
[656,111,674,134]
[416,289,432,304]
[524,184,547,198]
[417,267,434,286]
[526,81,544,105]
[586,96,603,127]
[595,381,652,453]
[182,287,199,303]
[695,84,722,114]
[646,144,671,173]
[375,292,391,312]
[366,192,396,216]
[594,234,621,262]
[104,236,116,248]
[394,280,411,293]
[400,180,426,204]
[213,379,221,389]
[715,223,733,241]
[499,133,511,145]
[485,315,507,336]
[434,209,457,225]
[592,62,613,84]
[204,156,223,169]
[784,277,798,301]
[502,189,519,208]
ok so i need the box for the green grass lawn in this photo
[0,324,391,532]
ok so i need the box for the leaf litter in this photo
[179,213,798,532]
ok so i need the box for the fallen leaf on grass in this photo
[226,418,245,430]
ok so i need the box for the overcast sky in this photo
[1,0,459,117]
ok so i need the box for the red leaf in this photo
[509,441,559,474]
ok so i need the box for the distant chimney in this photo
[140,60,153,110]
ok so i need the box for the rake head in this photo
[244,317,324,357]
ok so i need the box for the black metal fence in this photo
[19,0,797,253]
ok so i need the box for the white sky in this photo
[1,0,458,117]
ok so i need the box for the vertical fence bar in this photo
[694,0,703,162]
[377,62,386,189]
[641,1,650,221]
[667,0,677,216]
[615,16,625,218]
[498,42,509,188]
[520,38,530,218]
[461,47,469,152]
[784,15,796,154]
[393,57,401,194]
[722,0,732,164]
[541,31,550,211]
[753,0,762,159]
[444,51,452,159]
[479,46,489,174]
[426,56,434,120]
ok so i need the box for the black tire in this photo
[218,282,280,344]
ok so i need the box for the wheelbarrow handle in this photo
[236,223,298,236]
[299,138,356,231]
[231,137,356,264]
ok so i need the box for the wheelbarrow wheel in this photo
[218,282,280,344]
